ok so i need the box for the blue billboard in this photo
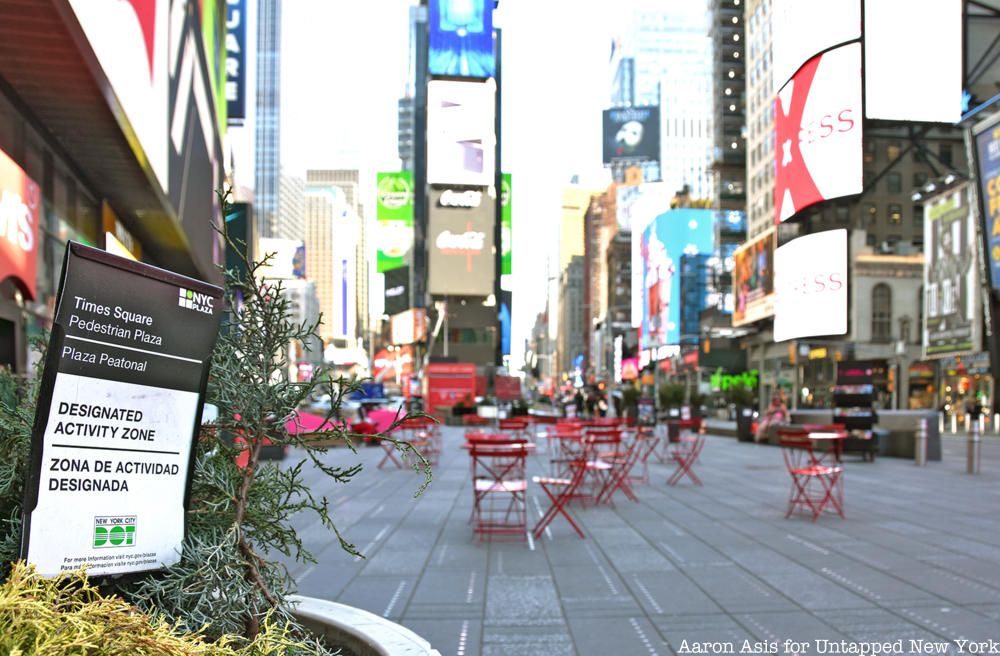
[428,0,495,78]
[640,209,716,349]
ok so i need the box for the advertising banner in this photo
[501,173,512,276]
[223,201,252,283]
[21,243,222,577]
[225,0,247,121]
[773,229,848,342]
[0,147,40,300]
[616,185,641,232]
[732,229,776,327]
[603,107,660,165]
[427,80,496,186]
[771,0,860,89]
[428,0,495,79]
[975,122,1000,291]
[774,43,862,224]
[257,238,305,280]
[639,209,716,349]
[376,172,415,273]
[391,308,428,346]
[924,184,980,358]
[427,186,495,296]
[384,266,410,317]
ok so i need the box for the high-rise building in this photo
[306,170,369,341]
[710,0,746,212]
[278,172,305,241]
[254,0,281,239]
[558,256,585,379]
[398,97,415,171]
[744,0,775,240]
[304,180,358,345]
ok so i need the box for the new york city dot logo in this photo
[93,516,136,548]
[178,287,214,315]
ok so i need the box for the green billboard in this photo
[501,173,512,276]
[376,172,414,272]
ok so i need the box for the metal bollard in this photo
[951,414,958,434]
[915,418,927,467]
[967,418,981,475]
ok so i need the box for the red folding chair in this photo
[533,439,592,539]
[631,427,661,486]
[469,442,529,541]
[778,427,844,521]
[597,429,648,504]
[668,427,705,486]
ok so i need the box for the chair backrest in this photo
[498,418,528,430]
[678,417,703,431]
[470,443,528,483]
[466,432,526,446]
[777,426,813,470]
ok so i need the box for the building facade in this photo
[254,0,281,239]
[303,180,358,346]
[710,0,746,212]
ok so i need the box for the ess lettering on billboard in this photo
[0,148,40,299]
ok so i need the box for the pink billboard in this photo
[0,148,40,300]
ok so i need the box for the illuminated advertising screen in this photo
[225,0,247,121]
[773,229,848,342]
[0,147,40,300]
[427,80,496,186]
[428,0,495,78]
[771,0,860,89]
[603,107,660,165]
[974,117,1000,291]
[427,186,495,296]
[384,266,410,317]
[774,43,862,224]
[639,209,716,349]
[391,308,428,346]
[376,172,414,273]
[923,183,980,358]
[629,183,673,328]
[501,173,512,276]
[732,229,776,327]
[864,0,961,123]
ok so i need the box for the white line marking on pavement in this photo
[355,524,391,562]
[436,543,449,566]
[466,571,477,603]
[629,617,659,656]
[456,619,470,656]
[382,580,407,617]
[786,534,830,555]
[633,575,664,613]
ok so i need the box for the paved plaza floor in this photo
[278,427,1000,656]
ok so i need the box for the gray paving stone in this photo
[484,574,565,627]
[568,616,671,656]
[481,625,575,656]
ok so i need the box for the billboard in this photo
[501,173,512,276]
[384,266,410,317]
[376,172,415,272]
[428,0,495,79]
[774,43,862,224]
[257,238,305,280]
[427,186,495,296]
[603,107,660,165]
[223,201,252,283]
[639,209,716,349]
[864,0,961,123]
[427,80,496,186]
[0,147,40,300]
[771,0,860,89]
[773,229,848,342]
[391,308,428,346]
[616,184,641,232]
[629,183,673,328]
[974,118,1000,292]
[924,184,980,358]
[732,229,776,327]
[225,0,247,121]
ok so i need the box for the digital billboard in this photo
[376,171,415,272]
[732,229,776,328]
[774,43,862,224]
[384,266,410,317]
[628,183,673,328]
[0,147,40,300]
[864,0,961,123]
[391,308,428,346]
[973,117,1000,292]
[501,173,512,276]
[773,229,848,343]
[603,107,660,165]
[427,80,496,186]
[771,0,860,89]
[428,0,495,79]
[924,184,980,358]
[427,186,495,296]
[639,209,716,349]
[225,0,247,121]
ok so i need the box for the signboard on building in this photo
[923,184,980,358]
[773,229,848,342]
[774,43,862,223]
[21,243,222,577]
[384,266,410,316]
[391,308,427,346]
[974,119,1000,292]
[732,228,775,327]
[257,238,305,280]
[427,80,496,186]
[501,173,512,276]
[771,0,860,90]
[602,106,660,166]
[0,147,40,300]
[428,0,495,79]
[427,187,495,296]
[225,0,247,122]
[376,171,415,273]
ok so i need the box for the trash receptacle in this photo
[736,407,755,442]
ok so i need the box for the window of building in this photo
[865,203,877,225]
[864,170,876,190]
[871,283,892,342]
[938,143,953,167]
[887,142,902,161]
[889,204,902,223]
[864,138,876,163]
[835,204,849,223]
[866,233,877,247]
[887,173,902,194]
[913,204,924,226]
[913,171,928,188]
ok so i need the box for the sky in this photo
[280,0,614,369]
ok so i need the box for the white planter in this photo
[288,595,441,656]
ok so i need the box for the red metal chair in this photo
[632,427,661,486]
[469,442,529,541]
[597,429,649,504]
[668,426,705,486]
[778,427,844,521]
[532,439,592,539]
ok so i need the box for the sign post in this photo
[20,243,222,577]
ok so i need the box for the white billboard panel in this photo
[771,0,860,89]
[773,229,848,342]
[427,80,496,186]
[864,0,962,123]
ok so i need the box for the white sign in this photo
[771,0,860,89]
[427,80,496,186]
[773,229,848,342]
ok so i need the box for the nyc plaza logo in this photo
[178,287,214,314]
[93,516,136,548]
